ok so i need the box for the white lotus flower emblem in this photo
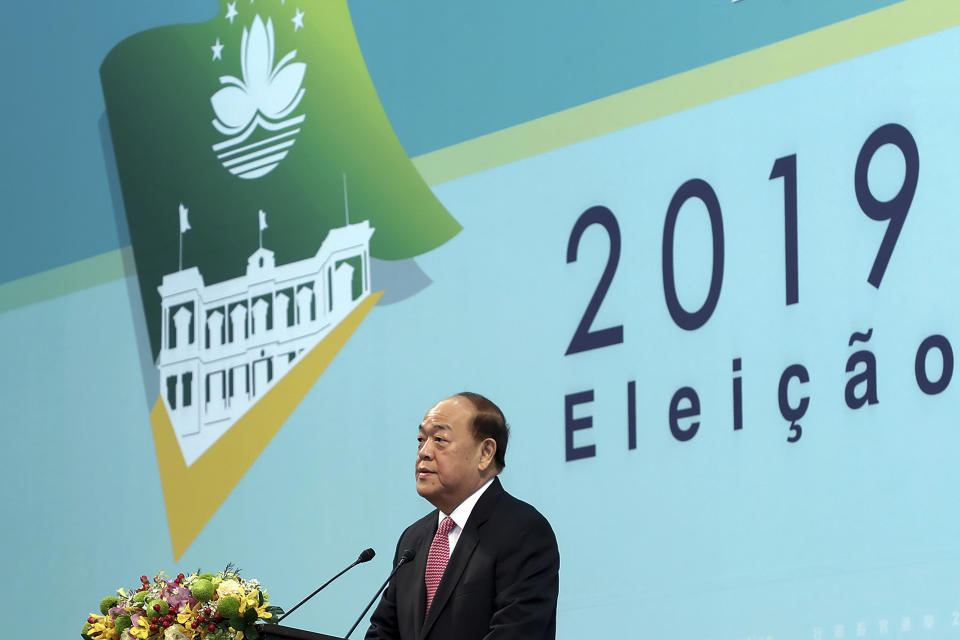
[210,14,307,179]
[212,15,305,133]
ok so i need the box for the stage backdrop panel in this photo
[2,2,958,639]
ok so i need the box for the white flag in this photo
[178,203,191,233]
[258,209,268,231]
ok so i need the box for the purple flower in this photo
[166,586,197,609]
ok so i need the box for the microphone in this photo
[277,548,376,624]
[344,549,416,638]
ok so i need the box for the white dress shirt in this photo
[438,476,495,554]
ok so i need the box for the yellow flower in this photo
[232,590,273,621]
[241,592,260,614]
[175,601,197,626]
[129,615,150,640]
[86,615,121,640]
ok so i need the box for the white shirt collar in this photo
[439,476,495,531]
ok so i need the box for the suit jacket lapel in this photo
[419,478,504,640]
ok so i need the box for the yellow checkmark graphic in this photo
[150,291,382,559]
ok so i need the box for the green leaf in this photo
[244,607,258,624]
[229,616,245,630]
[246,626,260,640]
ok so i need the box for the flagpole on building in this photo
[343,173,349,226]
[258,209,267,249]
[178,203,190,271]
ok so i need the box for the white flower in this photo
[163,625,191,640]
[216,579,242,598]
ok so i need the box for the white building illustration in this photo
[157,219,374,464]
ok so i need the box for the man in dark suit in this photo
[365,392,559,640]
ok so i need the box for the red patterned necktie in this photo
[424,516,456,616]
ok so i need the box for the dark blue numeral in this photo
[662,179,724,331]
[566,206,624,355]
[854,123,919,288]
[770,154,799,305]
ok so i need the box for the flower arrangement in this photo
[81,564,283,640]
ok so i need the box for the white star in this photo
[211,37,224,60]
[225,2,238,23]
[292,8,305,31]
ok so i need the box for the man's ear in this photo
[478,438,497,471]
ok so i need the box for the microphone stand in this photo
[278,549,375,624]
[344,550,415,638]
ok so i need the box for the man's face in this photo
[416,396,487,514]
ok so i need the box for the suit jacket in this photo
[365,477,559,640]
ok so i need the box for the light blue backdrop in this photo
[6,2,959,639]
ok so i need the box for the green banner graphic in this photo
[101,0,460,361]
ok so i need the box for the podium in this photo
[256,624,348,640]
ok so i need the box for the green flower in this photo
[115,615,133,633]
[146,599,169,618]
[190,579,215,602]
[132,592,150,604]
[217,596,240,619]
[100,596,119,615]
